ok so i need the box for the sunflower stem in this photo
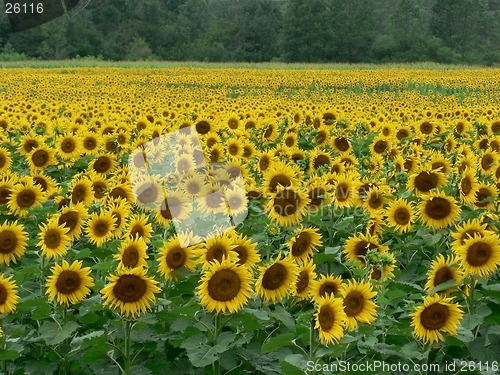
[468,276,476,316]
[123,319,132,375]
[309,318,316,361]
[40,256,46,296]
[1,318,6,373]
[213,313,222,375]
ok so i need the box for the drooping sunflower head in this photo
[46,259,94,306]
[101,267,161,318]
[410,294,464,344]
[197,258,252,314]
[458,167,479,205]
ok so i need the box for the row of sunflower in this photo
[0,67,499,374]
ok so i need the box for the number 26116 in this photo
[5,3,43,14]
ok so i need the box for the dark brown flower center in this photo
[414,172,438,192]
[420,303,449,330]
[113,274,147,303]
[343,291,365,317]
[319,281,339,297]
[262,263,287,290]
[0,230,17,254]
[273,189,300,216]
[466,241,492,267]
[318,305,335,331]
[55,270,81,294]
[207,269,241,301]
[32,150,49,167]
[425,197,451,219]
[166,246,187,269]
[291,232,311,257]
[17,189,36,208]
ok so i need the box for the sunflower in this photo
[106,198,131,234]
[101,267,161,318]
[196,233,237,269]
[27,146,56,171]
[266,185,310,227]
[8,180,45,217]
[0,275,19,314]
[56,202,88,241]
[458,167,479,205]
[37,219,72,260]
[70,177,94,207]
[314,295,347,345]
[454,233,500,277]
[255,254,298,303]
[332,173,359,209]
[0,147,12,173]
[310,274,343,301]
[92,154,116,175]
[197,257,252,314]
[0,177,15,205]
[114,236,149,270]
[331,135,351,153]
[340,279,378,331]
[46,260,94,306]
[262,161,301,195]
[450,218,490,251]
[417,190,461,230]
[286,226,323,263]
[31,172,57,197]
[362,186,387,214]
[125,213,153,244]
[407,167,447,195]
[56,134,82,161]
[157,233,198,281]
[308,149,332,172]
[410,294,464,344]
[231,233,260,269]
[19,134,44,156]
[0,220,29,265]
[384,198,416,233]
[473,183,498,210]
[155,190,192,226]
[306,177,332,213]
[343,233,388,267]
[107,181,134,203]
[85,211,116,247]
[175,153,195,175]
[295,258,317,299]
[424,254,463,296]
[132,175,164,211]
[224,184,248,219]
[181,172,207,197]
[197,185,228,215]
[89,172,108,201]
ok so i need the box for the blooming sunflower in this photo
[70,177,94,207]
[92,154,116,175]
[425,255,464,296]
[196,233,237,269]
[157,232,198,281]
[458,167,479,205]
[473,183,498,210]
[407,167,447,196]
[450,218,489,251]
[125,213,153,244]
[224,184,248,218]
[454,233,500,277]
[295,258,317,300]
[8,180,45,217]
[255,254,298,303]
[332,172,359,209]
[197,258,252,314]
[85,211,117,247]
[0,274,19,313]
[154,190,192,226]
[37,219,72,260]
[101,267,161,318]
[27,146,57,171]
[114,236,149,270]
[410,294,464,344]
[266,186,310,227]
[46,260,94,306]
[56,202,88,241]
[340,279,378,331]
[287,226,323,263]
[230,233,260,269]
[314,295,347,345]
[56,134,83,161]
[417,190,461,230]
[384,198,416,233]
[261,161,301,194]
[0,220,29,265]
[0,147,12,173]
[343,233,388,267]
[197,185,228,215]
[132,175,164,211]
[310,274,343,301]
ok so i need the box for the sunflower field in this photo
[0,66,500,375]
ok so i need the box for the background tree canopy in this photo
[1,0,500,64]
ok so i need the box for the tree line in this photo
[1,0,500,65]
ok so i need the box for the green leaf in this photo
[0,350,21,360]
[428,279,457,294]
[83,343,110,364]
[40,321,78,345]
[180,334,220,368]
[261,333,295,354]
[269,305,296,331]
[243,308,270,321]
[281,360,305,375]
